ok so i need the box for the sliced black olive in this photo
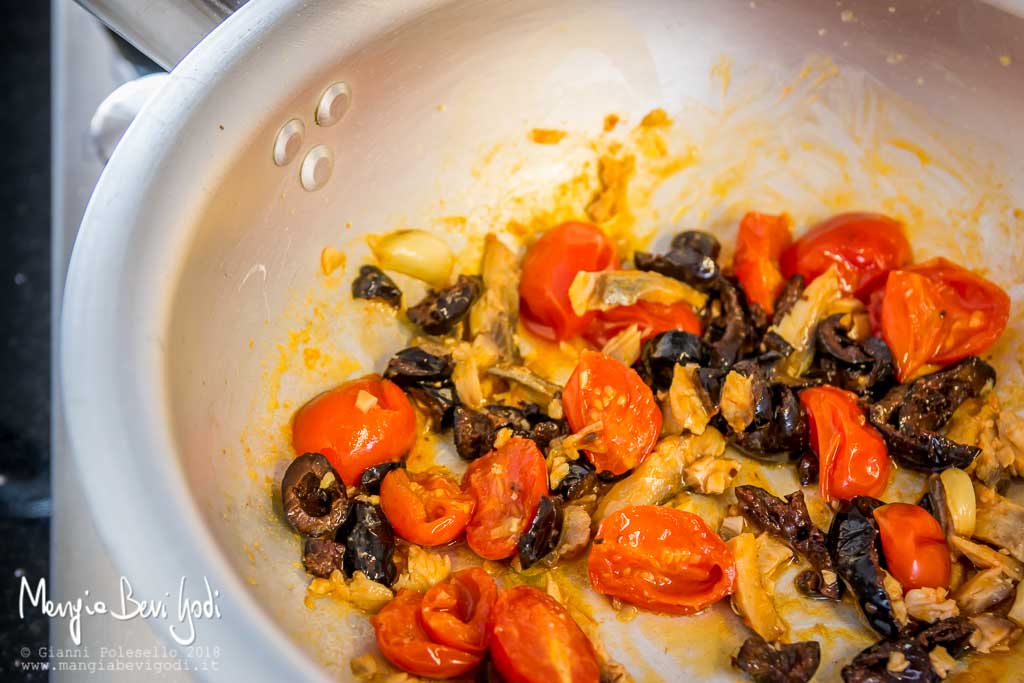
[529,419,569,450]
[517,496,564,569]
[406,274,482,335]
[383,347,454,386]
[817,314,871,364]
[703,279,755,369]
[453,405,498,460]
[281,453,349,538]
[728,385,808,460]
[337,501,397,586]
[827,497,901,638]
[406,384,458,428]
[841,637,937,683]
[695,367,726,406]
[671,230,721,260]
[794,569,833,600]
[359,461,404,495]
[351,265,402,307]
[733,634,820,683]
[302,538,345,578]
[634,330,706,390]
[771,274,805,327]
[553,459,599,501]
[735,486,840,600]
[634,248,719,288]
[731,361,773,428]
[797,452,818,486]
[916,616,975,658]
[869,356,995,471]
[761,331,794,358]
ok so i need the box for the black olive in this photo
[406,274,482,335]
[869,357,995,471]
[733,635,820,683]
[529,420,569,450]
[554,458,599,501]
[794,569,833,600]
[517,496,564,569]
[728,385,808,460]
[816,314,871,364]
[671,230,721,260]
[841,637,936,683]
[797,452,818,486]
[351,265,402,307]
[634,248,719,288]
[383,347,454,386]
[453,406,496,460]
[735,486,840,600]
[703,279,755,369]
[406,384,458,428]
[359,461,404,495]
[770,274,805,327]
[281,453,349,538]
[337,501,397,586]
[695,367,726,406]
[827,497,902,638]
[302,538,345,578]
[916,616,975,658]
[635,330,706,390]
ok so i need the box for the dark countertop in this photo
[0,3,51,681]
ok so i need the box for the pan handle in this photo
[74,0,249,71]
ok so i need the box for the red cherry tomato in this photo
[562,351,661,475]
[881,257,1010,382]
[489,586,600,683]
[292,375,416,486]
[874,503,951,590]
[800,385,891,502]
[780,212,911,299]
[379,469,474,546]
[733,211,792,314]
[582,300,702,348]
[371,590,482,679]
[588,505,736,614]
[462,438,548,560]
[420,567,497,653]
[519,222,618,341]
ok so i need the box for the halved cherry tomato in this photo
[489,586,600,683]
[881,257,1010,382]
[733,211,792,314]
[582,300,702,348]
[371,590,482,679]
[380,469,474,546]
[800,385,890,502]
[874,503,951,590]
[562,351,661,475]
[519,222,618,341]
[780,212,911,299]
[420,567,497,653]
[588,505,736,614]
[462,438,548,560]
[292,375,416,486]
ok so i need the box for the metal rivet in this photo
[315,82,351,127]
[300,145,334,191]
[273,118,305,166]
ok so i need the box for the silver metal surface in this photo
[59,0,1024,680]
[72,0,247,70]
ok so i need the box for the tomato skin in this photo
[420,568,497,653]
[371,590,483,679]
[881,258,1010,382]
[582,300,702,348]
[489,586,600,683]
[733,212,792,314]
[780,212,911,299]
[519,222,619,341]
[800,385,891,502]
[874,503,951,590]
[379,469,474,546]
[562,351,661,475]
[589,505,736,614]
[462,438,548,560]
[292,375,416,486]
